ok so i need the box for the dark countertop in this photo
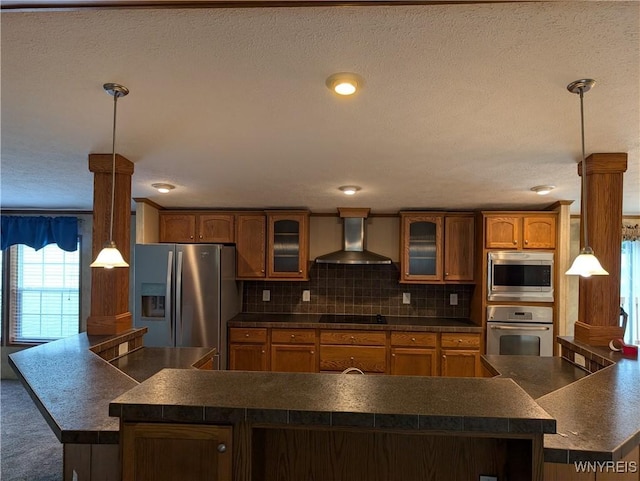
[536,340,640,464]
[8,332,138,444]
[111,347,215,383]
[229,312,482,332]
[482,341,640,463]
[482,355,588,400]
[109,369,555,435]
[8,333,216,444]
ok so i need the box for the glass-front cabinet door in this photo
[400,214,443,282]
[267,211,309,280]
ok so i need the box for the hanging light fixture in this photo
[91,83,130,269]
[565,79,608,277]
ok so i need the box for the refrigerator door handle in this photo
[176,250,184,346]
[166,250,174,346]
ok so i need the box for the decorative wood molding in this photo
[577,153,628,176]
[133,197,165,210]
[573,321,624,347]
[1,0,546,12]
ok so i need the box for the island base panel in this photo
[251,427,541,481]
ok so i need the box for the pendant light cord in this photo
[579,86,589,249]
[109,92,118,244]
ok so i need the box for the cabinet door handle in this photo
[392,353,396,357]
[199,235,203,239]
[513,240,517,244]
[245,333,250,337]
[261,269,265,273]
[350,356,355,361]
[190,235,194,240]
[310,350,314,354]
[217,443,227,453]
[525,239,529,244]
[411,337,416,342]
[291,334,296,339]
[261,350,265,354]
[299,269,302,273]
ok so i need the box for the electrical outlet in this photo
[479,476,497,481]
[302,290,311,302]
[262,290,270,302]
[450,293,458,305]
[574,353,586,368]
[402,292,411,304]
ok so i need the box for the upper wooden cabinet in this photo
[400,214,443,282]
[235,213,267,279]
[485,214,556,250]
[400,212,474,283]
[267,211,310,280]
[444,216,475,281]
[159,212,235,244]
[235,210,310,281]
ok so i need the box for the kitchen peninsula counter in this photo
[229,312,482,332]
[483,341,640,466]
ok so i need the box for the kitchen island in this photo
[109,368,554,481]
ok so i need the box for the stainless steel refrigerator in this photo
[133,243,240,368]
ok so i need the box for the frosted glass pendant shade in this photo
[90,241,129,269]
[565,247,608,277]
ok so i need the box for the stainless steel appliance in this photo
[134,244,240,368]
[486,305,554,356]
[487,251,554,302]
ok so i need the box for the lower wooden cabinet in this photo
[440,333,481,377]
[229,327,481,377]
[229,328,268,371]
[390,348,438,376]
[121,422,232,481]
[390,331,439,376]
[440,349,481,377]
[319,330,387,373]
[270,328,318,372]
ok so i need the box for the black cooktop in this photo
[319,314,387,325]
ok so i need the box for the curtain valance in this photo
[623,224,640,242]
[1,216,79,252]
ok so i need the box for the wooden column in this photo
[87,153,134,335]
[574,153,627,346]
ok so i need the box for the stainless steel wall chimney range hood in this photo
[315,208,392,265]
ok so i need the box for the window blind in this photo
[8,243,80,343]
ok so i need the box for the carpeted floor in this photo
[1,379,63,481]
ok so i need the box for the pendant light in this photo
[565,79,608,277]
[90,83,130,269]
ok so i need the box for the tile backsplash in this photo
[242,264,473,318]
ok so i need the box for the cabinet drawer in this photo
[390,332,437,348]
[229,328,267,343]
[319,346,386,373]
[320,330,386,346]
[440,333,480,349]
[271,329,316,344]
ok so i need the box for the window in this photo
[621,239,639,345]
[3,242,80,344]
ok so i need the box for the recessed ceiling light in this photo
[339,185,361,195]
[152,183,175,194]
[326,73,363,96]
[531,185,555,195]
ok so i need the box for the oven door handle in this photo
[489,325,550,331]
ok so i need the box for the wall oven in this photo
[486,306,554,357]
[487,251,554,302]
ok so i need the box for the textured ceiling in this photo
[1,2,639,214]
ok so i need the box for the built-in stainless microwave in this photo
[487,251,554,302]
